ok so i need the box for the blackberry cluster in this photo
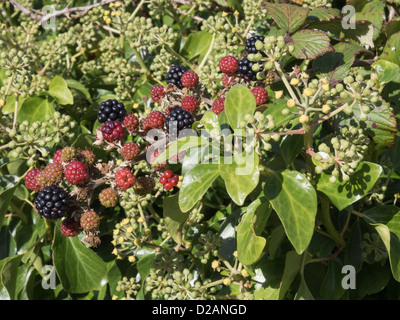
[34,186,69,220]
[238,56,264,81]
[97,99,126,123]
[165,108,194,135]
[166,65,187,88]
[245,35,265,54]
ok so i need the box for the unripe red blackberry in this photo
[212,97,225,115]
[123,114,140,132]
[181,71,199,89]
[150,85,166,102]
[181,96,200,113]
[100,120,125,142]
[219,56,239,75]
[222,74,236,88]
[80,210,100,231]
[251,87,269,106]
[79,149,96,166]
[115,169,135,191]
[53,149,63,164]
[60,146,77,163]
[99,188,118,208]
[142,110,166,132]
[43,162,64,186]
[121,142,141,160]
[134,176,155,196]
[25,168,42,191]
[61,218,81,237]
[64,160,89,185]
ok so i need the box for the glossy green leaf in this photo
[316,162,382,211]
[279,250,302,300]
[52,223,107,293]
[0,176,19,228]
[163,193,189,245]
[179,164,220,212]
[280,134,304,167]
[262,2,310,33]
[319,258,345,300]
[200,111,220,134]
[0,254,23,300]
[225,84,256,130]
[289,29,334,60]
[219,152,259,206]
[66,79,92,103]
[237,198,271,266]
[294,276,314,300]
[181,31,213,61]
[17,96,54,124]
[374,224,400,282]
[48,75,74,105]
[264,170,318,254]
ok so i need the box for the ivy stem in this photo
[13,95,19,129]
[273,60,300,105]
[320,198,346,247]
[137,202,149,230]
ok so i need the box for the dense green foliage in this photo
[1,0,400,300]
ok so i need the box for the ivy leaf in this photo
[0,254,23,300]
[48,75,74,105]
[163,194,189,245]
[264,170,318,254]
[219,152,260,206]
[52,223,108,294]
[319,258,345,300]
[179,164,220,212]
[181,31,213,61]
[294,276,314,300]
[17,96,54,124]
[278,250,302,299]
[262,2,310,33]
[236,198,271,266]
[288,29,333,60]
[316,162,383,211]
[225,84,256,130]
[200,111,220,134]
[374,224,400,282]
[66,79,92,103]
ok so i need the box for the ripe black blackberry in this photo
[245,36,265,54]
[166,65,187,88]
[97,99,126,123]
[238,56,264,81]
[34,186,69,220]
[165,108,194,134]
